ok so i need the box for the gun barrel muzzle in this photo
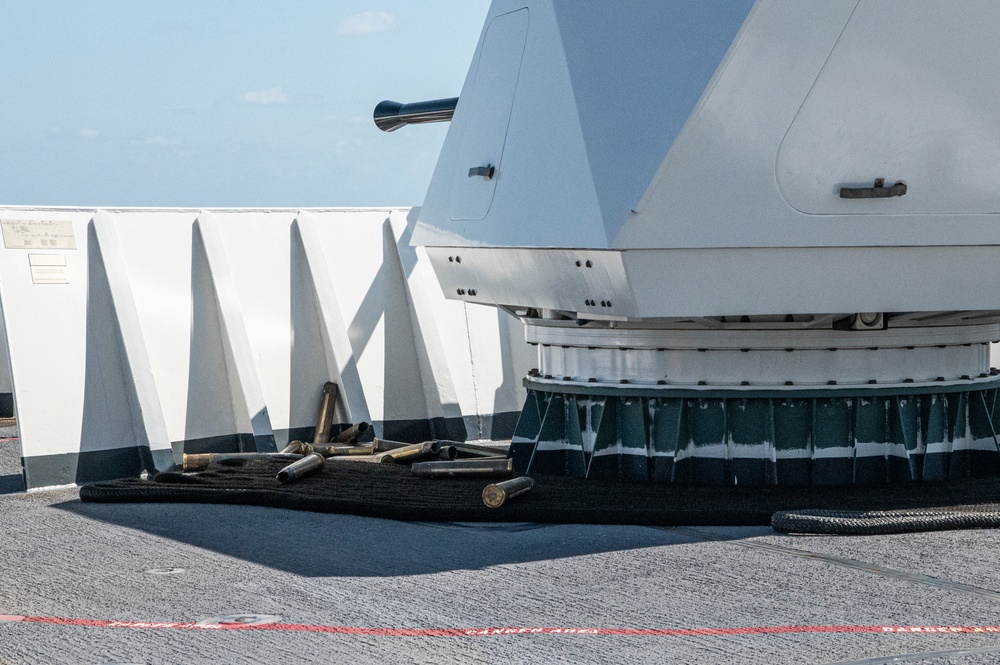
[373,97,458,132]
[482,476,536,508]
[276,452,326,484]
[410,458,514,478]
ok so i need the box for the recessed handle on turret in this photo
[839,178,907,199]
[468,165,495,179]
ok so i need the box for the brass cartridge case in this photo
[276,453,326,484]
[429,441,459,460]
[378,442,437,464]
[452,445,505,458]
[314,445,376,456]
[334,421,370,444]
[280,441,307,454]
[283,441,317,456]
[410,458,514,478]
[182,453,303,472]
[372,437,411,453]
[434,440,509,458]
[482,476,536,508]
[312,382,340,444]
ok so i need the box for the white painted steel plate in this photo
[777,0,1000,216]
[449,8,529,221]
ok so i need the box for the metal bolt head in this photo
[858,312,880,326]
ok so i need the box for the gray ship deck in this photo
[4,435,1000,664]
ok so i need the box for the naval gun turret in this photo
[382,0,1000,485]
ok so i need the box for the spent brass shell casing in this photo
[435,440,509,457]
[279,441,305,454]
[437,445,458,460]
[372,437,413,454]
[429,441,459,460]
[410,458,514,478]
[281,441,316,455]
[315,445,376,456]
[451,445,505,458]
[182,453,302,472]
[483,476,536,508]
[276,453,325,484]
[378,442,438,464]
[334,421,370,444]
[312,382,340,444]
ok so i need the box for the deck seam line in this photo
[821,643,1000,665]
[661,526,1000,602]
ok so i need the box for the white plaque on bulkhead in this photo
[1,219,77,250]
[28,254,69,284]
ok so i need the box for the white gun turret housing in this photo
[398,0,1000,485]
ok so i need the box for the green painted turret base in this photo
[509,379,1000,486]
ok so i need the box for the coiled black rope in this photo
[772,508,1000,535]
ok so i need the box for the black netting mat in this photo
[78,457,1000,527]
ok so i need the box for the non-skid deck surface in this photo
[80,457,1000,526]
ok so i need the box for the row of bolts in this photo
[179,382,535,508]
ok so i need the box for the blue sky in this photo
[0,1,490,207]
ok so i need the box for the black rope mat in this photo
[78,457,1000,528]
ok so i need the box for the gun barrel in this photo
[373,97,458,132]
[482,476,536,508]
[410,458,514,478]
[276,453,326,484]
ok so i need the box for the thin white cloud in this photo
[238,87,289,105]
[79,128,99,139]
[337,11,397,35]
